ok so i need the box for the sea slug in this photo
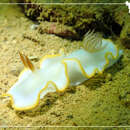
[2,31,123,111]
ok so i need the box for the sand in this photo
[0,4,129,128]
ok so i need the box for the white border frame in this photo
[0,1,129,128]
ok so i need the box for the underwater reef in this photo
[17,0,130,48]
[0,1,129,126]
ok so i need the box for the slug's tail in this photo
[19,52,35,72]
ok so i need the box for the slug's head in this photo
[83,30,106,53]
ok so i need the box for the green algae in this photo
[21,0,129,41]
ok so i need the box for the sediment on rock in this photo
[17,0,129,46]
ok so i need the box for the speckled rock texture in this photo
[18,0,129,45]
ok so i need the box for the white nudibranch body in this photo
[3,35,122,111]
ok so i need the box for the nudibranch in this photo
[3,31,123,111]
